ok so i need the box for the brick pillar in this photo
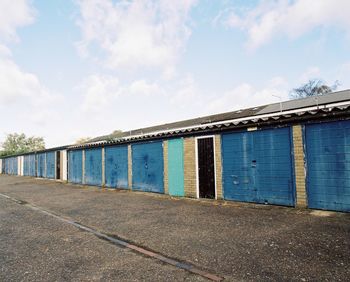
[214,135,223,200]
[293,125,307,207]
[163,140,169,195]
[184,137,197,198]
[128,145,132,190]
[101,147,105,187]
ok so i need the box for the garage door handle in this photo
[231,175,239,185]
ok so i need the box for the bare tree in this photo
[290,79,340,99]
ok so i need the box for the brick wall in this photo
[214,135,223,200]
[163,141,169,195]
[128,145,132,190]
[292,125,307,207]
[184,137,197,198]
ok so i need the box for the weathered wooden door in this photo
[197,137,215,199]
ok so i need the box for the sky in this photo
[0,0,350,148]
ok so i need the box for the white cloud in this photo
[0,47,59,108]
[170,74,198,106]
[129,79,161,96]
[76,0,197,72]
[299,66,321,83]
[337,62,350,89]
[0,44,11,56]
[79,74,121,112]
[0,0,47,106]
[223,0,350,50]
[0,0,65,137]
[79,74,165,112]
[207,77,289,114]
[0,0,35,42]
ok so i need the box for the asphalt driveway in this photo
[0,175,349,281]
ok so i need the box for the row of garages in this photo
[68,143,161,191]
[1,151,66,180]
[1,120,349,212]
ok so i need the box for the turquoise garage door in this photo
[132,141,164,193]
[168,138,184,197]
[222,127,295,206]
[305,120,350,212]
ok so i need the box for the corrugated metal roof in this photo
[89,90,350,143]
[87,90,350,145]
[257,90,350,114]
[3,90,350,156]
[71,99,350,149]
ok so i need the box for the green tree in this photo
[111,130,123,137]
[105,130,124,142]
[75,137,92,144]
[290,79,340,99]
[0,133,45,157]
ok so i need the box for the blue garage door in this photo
[85,148,102,186]
[29,155,36,177]
[24,155,34,176]
[4,159,8,174]
[23,155,30,176]
[7,158,11,174]
[132,141,164,193]
[4,159,9,174]
[305,121,350,212]
[6,158,17,175]
[46,152,55,179]
[8,158,12,174]
[68,150,83,184]
[14,157,18,175]
[37,153,45,178]
[222,127,295,206]
[105,145,128,189]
